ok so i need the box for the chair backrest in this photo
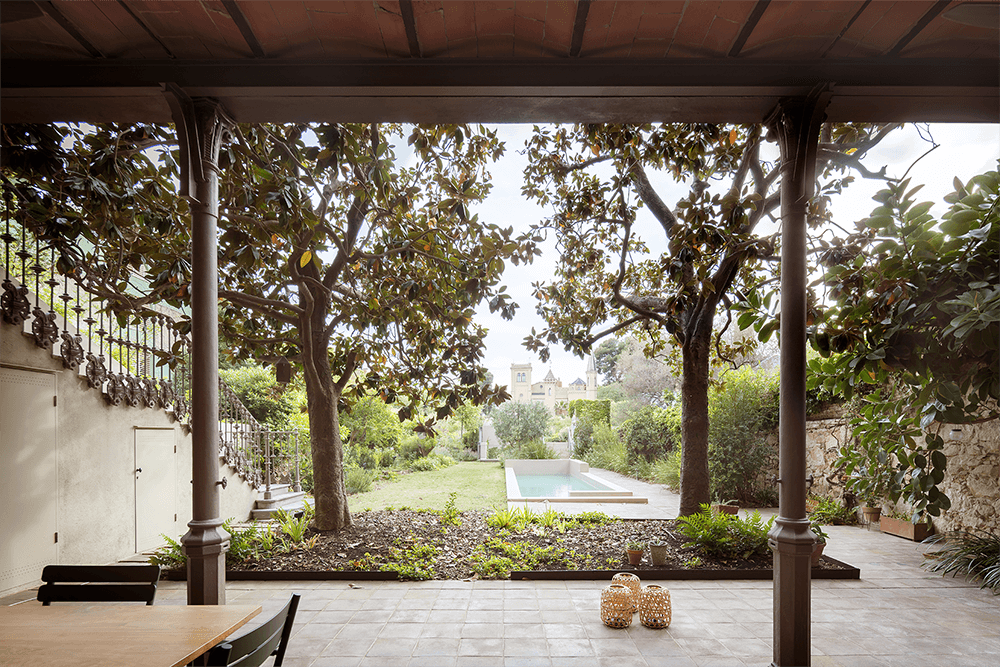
[207,593,300,667]
[37,564,161,606]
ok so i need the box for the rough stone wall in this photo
[935,419,1000,533]
[803,410,1000,533]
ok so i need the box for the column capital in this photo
[162,84,234,197]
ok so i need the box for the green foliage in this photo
[649,447,682,490]
[809,170,999,520]
[923,530,1000,594]
[220,365,295,429]
[345,466,378,494]
[619,405,680,464]
[509,439,558,459]
[340,395,403,452]
[569,399,611,457]
[808,496,858,526]
[676,504,774,559]
[491,401,550,447]
[440,492,461,527]
[148,534,186,569]
[707,367,779,505]
[273,508,311,543]
[408,453,456,472]
[594,338,626,385]
[399,434,436,461]
[582,423,630,473]
[469,537,592,578]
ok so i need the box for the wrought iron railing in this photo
[2,218,300,494]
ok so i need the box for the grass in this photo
[347,461,506,512]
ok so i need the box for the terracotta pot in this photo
[649,542,669,567]
[811,541,825,566]
[861,506,881,524]
[626,549,643,566]
[713,504,739,515]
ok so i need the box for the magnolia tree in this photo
[521,122,900,515]
[3,122,538,531]
[806,167,999,520]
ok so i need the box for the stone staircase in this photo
[250,483,308,520]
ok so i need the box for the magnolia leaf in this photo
[299,250,312,267]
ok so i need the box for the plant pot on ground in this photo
[860,505,882,525]
[810,521,829,566]
[712,502,739,516]
[626,540,645,566]
[880,515,934,542]
[649,541,669,567]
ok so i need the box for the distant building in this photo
[510,357,598,414]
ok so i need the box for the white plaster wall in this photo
[2,325,258,570]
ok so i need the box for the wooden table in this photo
[0,603,262,667]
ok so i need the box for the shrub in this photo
[676,504,774,559]
[808,495,858,526]
[492,402,550,447]
[408,453,456,472]
[511,439,558,459]
[345,465,377,494]
[619,405,680,464]
[339,395,403,452]
[572,419,595,458]
[583,423,629,473]
[707,366,779,505]
[220,364,295,429]
[923,530,1000,593]
[399,434,436,461]
[650,447,682,490]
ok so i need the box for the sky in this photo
[468,123,1000,389]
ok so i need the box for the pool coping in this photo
[505,458,649,504]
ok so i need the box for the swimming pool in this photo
[505,459,648,504]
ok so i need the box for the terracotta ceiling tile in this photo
[240,1,290,53]
[902,17,1000,59]
[628,39,669,58]
[0,17,87,59]
[56,0,165,59]
[604,1,644,56]
[514,14,546,56]
[515,1,548,23]
[200,0,261,58]
[635,10,681,41]
[375,2,411,57]
[860,0,941,54]
[442,1,477,44]
[578,0,615,56]
[542,1,576,54]
[476,34,516,56]
[715,0,758,24]
[668,0,719,54]
[475,2,516,37]
[702,12,742,55]
[413,2,448,57]
[442,36,479,57]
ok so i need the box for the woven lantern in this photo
[611,572,641,613]
[600,583,633,628]
[638,584,672,629]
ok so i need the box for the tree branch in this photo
[630,162,678,237]
[218,289,300,324]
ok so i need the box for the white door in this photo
[0,366,58,594]
[134,428,177,553]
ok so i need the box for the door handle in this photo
[136,467,142,476]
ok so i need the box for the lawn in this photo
[347,461,506,513]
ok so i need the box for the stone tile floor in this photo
[7,522,996,666]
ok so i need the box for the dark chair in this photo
[37,564,161,606]
[205,593,300,667]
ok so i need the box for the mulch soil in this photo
[232,510,851,580]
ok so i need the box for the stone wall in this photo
[803,410,1000,533]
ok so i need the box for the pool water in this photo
[515,473,610,498]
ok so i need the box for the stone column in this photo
[164,86,234,605]
[764,92,828,667]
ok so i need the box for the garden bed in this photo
[158,508,858,581]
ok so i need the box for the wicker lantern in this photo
[638,584,672,629]
[600,583,633,628]
[611,572,641,613]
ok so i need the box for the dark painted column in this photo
[164,86,234,605]
[764,93,828,667]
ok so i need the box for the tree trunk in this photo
[678,322,712,517]
[302,350,351,531]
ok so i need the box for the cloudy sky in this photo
[467,123,1000,390]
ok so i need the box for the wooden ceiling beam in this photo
[728,0,770,57]
[115,0,175,59]
[399,0,422,58]
[34,1,104,59]
[221,0,266,58]
[887,0,952,56]
[569,0,591,57]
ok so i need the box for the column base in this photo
[182,518,229,605]
[769,517,814,667]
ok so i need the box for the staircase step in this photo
[256,483,292,495]
[250,490,307,520]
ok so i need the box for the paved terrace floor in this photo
[4,523,998,666]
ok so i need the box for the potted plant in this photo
[810,521,829,566]
[712,500,739,515]
[625,540,644,566]
[649,540,669,567]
